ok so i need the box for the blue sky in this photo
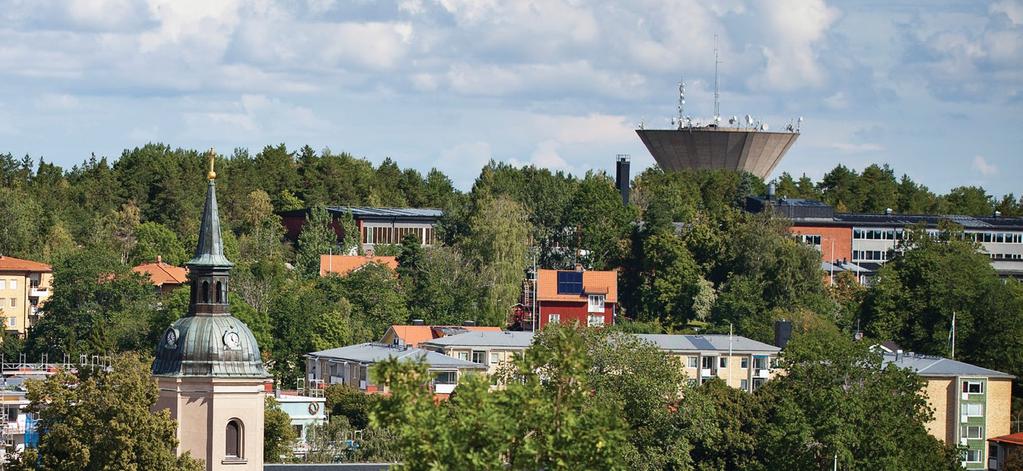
[1,0,1020,195]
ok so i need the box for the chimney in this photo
[157,255,162,264]
[767,182,776,201]
[615,154,630,206]
[411,319,424,326]
[885,208,893,215]
[774,320,793,349]
[575,263,584,272]
[994,210,1002,218]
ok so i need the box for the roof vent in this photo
[885,208,893,215]
[411,319,425,326]
[462,320,476,327]
[994,210,1002,218]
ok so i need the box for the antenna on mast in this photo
[713,34,721,125]
[677,76,686,128]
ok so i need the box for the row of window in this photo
[546,313,606,327]
[455,350,508,365]
[989,253,1023,260]
[362,225,436,245]
[967,232,1023,244]
[853,228,904,240]
[797,234,822,246]
[0,280,17,290]
[961,402,984,417]
[852,250,889,261]
[686,356,769,370]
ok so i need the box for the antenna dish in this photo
[729,116,737,126]
[760,123,768,131]
[745,114,753,126]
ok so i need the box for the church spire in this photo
[187,149,232,317]
[189,148,233,269]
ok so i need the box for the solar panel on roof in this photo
[557,271,583,294]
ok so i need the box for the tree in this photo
[689,378,767,471]
[397,243,488,326]
[11,352,203,470]
[561,171,632,269]
[757,329,959,470]
[339,263,408,337]
[42,221,78,264]
[372,324,630,470]
[264,396,298,463]
[296,206,337,279]
[325,384,375,429]
[304,417,402,464]
[460,195,529,326]
[131,221,188,266]
[0,187,43,258]
[944,186,993,216]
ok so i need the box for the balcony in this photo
[700,368,714,378]
[29,288,48,298]
[754,369,770,378]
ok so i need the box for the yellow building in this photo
[884,351,1013,470]
[0,255,53,336]
[637,334,782,391]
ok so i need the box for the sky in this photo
[0,0,1020,195]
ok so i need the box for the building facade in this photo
[745,197,1023,279]
[637,334,781,391]
[535,269,617,329]
[381,324,502,349]
[305,343,485,396]
[319,255,397,277]
[281,207,442,254]
[883,352,1013,469]
[152,159,270,471]
[0,256,52,336]
[421,331,534,376]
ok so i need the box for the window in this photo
[225,419,243,459]
[688,356,699,368]
[740,379,749,391]
[457,351,469,361]
[9,298,14,308]
[740,357,749,369]
[587,314,605,327]
[556,271,583,294]
[434,371,457,385]
[588,295,605,313]
[6,317,15,328]
[753,357,768,370]
[962,381,984,394]
[471,351,486,364]
[962,425,983,439]
[489,352,500,364]
[702,356,714,369]
[215,281,223,303]
[962,403,984,417]
[0,280,5,290]
[202,281,210,303]
[719,357,728,368]
[752,378,765,391]
[963,448,982,463]
[547,313,560,324]
[8,280,14,290]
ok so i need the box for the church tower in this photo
[153,150,269,470]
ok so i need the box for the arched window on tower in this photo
[202,281,210,303]
[226,419,243,458]
[215,281,223,303]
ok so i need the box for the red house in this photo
[535,269,617,329]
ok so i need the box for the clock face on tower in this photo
[223,331,241,350]
[164,328,178,348]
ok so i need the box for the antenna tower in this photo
[714,35,721,124]
[677,76,686,128]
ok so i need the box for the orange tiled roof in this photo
[386,325,503,348]
[320,255,398,277]
[0,255,52,273]
[536,269,618,303]
[990,432,1023,446]
[132,259,188,286]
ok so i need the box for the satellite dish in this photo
[729,116,737,125]
[761,123,769,131]
[745,114,753,126]
[786,123,794,132]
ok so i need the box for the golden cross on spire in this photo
[207,147,217,180]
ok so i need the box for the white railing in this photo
[755,369,770,378]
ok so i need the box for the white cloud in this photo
[972,155,998,176]
[752,0,839,91]
[829,142,883,153]
[991,0,1023,25]
[532,113,635,146]
[529,140,571,170]
[36,93,80,110]
[437,141,493,188]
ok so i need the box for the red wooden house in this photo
[535,269,617,329]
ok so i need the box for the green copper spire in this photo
[188,150,233,268]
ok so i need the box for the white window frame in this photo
[0,280,5,290]
[8,280,14,290]
[962,403,984,417]
[719,357,728,368]
[963,425,983,439]
[701,356,714,369]
[587,295,605,313]
[587,313,605,327]
[687,356,698,368]
[489,352,500,365]
[963,380,983,394]
[547,313,560,325]
[963,448,982,463]
[740,357,749,369]
[740,379,749,391]
[457,351,469,361]
[7,317,15,328]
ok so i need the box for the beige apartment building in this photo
[0,255,53,336]
[636,334,782,391]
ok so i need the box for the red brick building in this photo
[535,269,617,329]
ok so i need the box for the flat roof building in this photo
[281,207,442,254]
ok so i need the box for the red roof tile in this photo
[990,432,1023,446]
[320,255,398,276]
[132,259,188,286]
[536,269,618,303]
[0,255,52,273]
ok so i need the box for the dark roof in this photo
[188,180,233,268]
[635,334,780,353]
[307,343,486,369]
[327,207,443,218]
[265,464,394,471]
[422,331,535,349]
[833,213,1023,230]
[883,352,1014,379]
